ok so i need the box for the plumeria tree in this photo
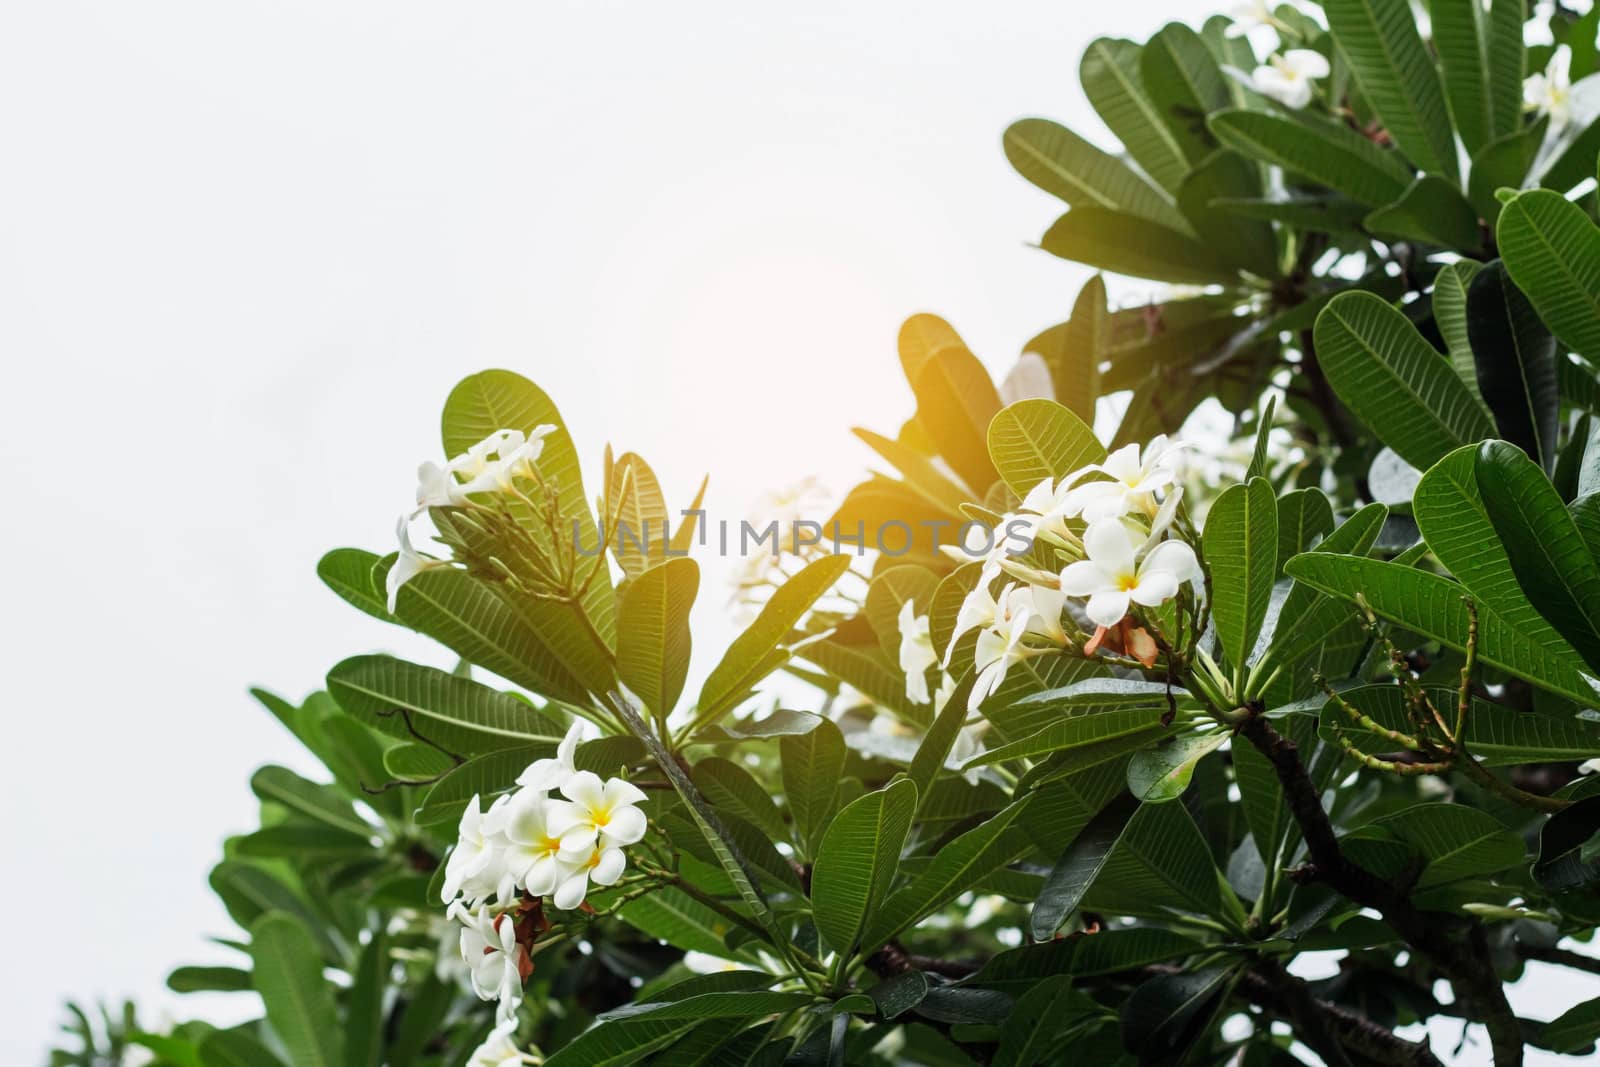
[53,1,1600,1065]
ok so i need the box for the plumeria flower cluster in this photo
[939,437,1200,711]
[1248,48,1329,109]
[895,604,988,776]
[441,723,648,1022]
[388,425,558,612]
[1525,45,1573,131]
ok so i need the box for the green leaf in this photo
[1347,803,1524,887]
[1414,446,1578,655]
[1430,0,1524,155]
[1467,262,1560,470]
[810,779,917,957]
[198,1030,286,1067]
[1204,477,1277,677]
[697,554,851,728]
[618,887,742,957]
[607,451,670,579]
[862,797,1035,951]
[1080,38,1191,193]
[1324,0,1458,180]
[1544,996,1600,1056]
[987,398,1106,499]
[1031,791,1140,939]
[1281,552,1600,704]
[249,766,369,837]
[850,428,972,515]
[1468,120,1544,224]
[968,929,1202,989]
[249,913,344,1067]
[1002,118,1188,230]
[909,334,1003,495]
[1139,23,1232,170]
[167,966,252,994]
[798,635,928,727]
[1042,276,1107,425]
[1086,800,1227,920]
[1478,439,1600,672]
[316,548,390,621]
[693,757,788,843]
[1275,488,1335,580]
[992,977,1100,1067]
[1268,503,1388,664]
[379,564,595,706]
[966,706,1170,768]
[441,369,613,639]
[1040,208,1239,284]
[1207,109,1413,206]
[326,654,566,755]
[1313,683,1600,765]
[1313,291,1495,470]
[415,745,546,826]
[345,930,386,1067]
[1364,175,1482,250]
[234,825,374,860]
[1497,189,1600,362]
[1120,966,1234,1064]
[617,557,698,722]
[1433,259,1487,403]
[1535,796,1600,893]
[863,564,940,662]
[782,717,847,858]
[1127,729,1228,803]
[548,991,813,1067]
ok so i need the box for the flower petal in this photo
[1084,590,1132,628]
[601,803,647,847]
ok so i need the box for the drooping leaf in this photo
[781,717,847,858]
[1002,118,1188,230]
[1025,276,1106,425]
[1207,109,1413,206]
[1477,439,1600,672]
[1313,291,1495,470]
[1040,208,1240,284]
[316,548,390,622]
[249,913,344,1067]
[1080,37,1191,193]
[1433,259,1487,403]
[987,398,1105,499]
[1031,791,1140,940]
[1139,23,1233,170]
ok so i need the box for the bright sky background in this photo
[1,1,1594,1062]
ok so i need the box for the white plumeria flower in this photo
[1580,757,1600,776]
[448,426,558,496]
[547,771,649,855]
[552,842,629,910]
[1525,46,1573,130]
[1226,0,1279,38]
[948,719,990,785]
[453,903,525,1022]
[1065,436,1190,523]
[466,1021,526,1067]
[1060,521,1200,629]
[386,515,449,613]
[969,585,1040,711]
[416,460,468,511]
[1250,49,1330,110]
[516,722,584,792]
[1525,2,1556,47]
[442,794,506,905]
[1018,583,1069,647]
[897,601,939,705]
[499,788,583,898]
[944,581,999,668]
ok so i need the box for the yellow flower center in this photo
[1117,573,1139,592]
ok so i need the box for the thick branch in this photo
[1516,944,1600,977]
[1240,964,1441,1067]
[1237,714,1524,1067]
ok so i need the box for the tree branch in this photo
[1237,713,1525,1067]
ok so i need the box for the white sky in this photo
[0,1,1593,1062]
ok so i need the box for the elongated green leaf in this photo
[863,565,940,661]
[607,451,669,579]
[249,913,344,1067]
[1086,798,1227,919]
[327,654,565,756]
[862,797,1035,951]
[617,557,698,721]
[697,554,851,727]
[1430,0,1523,154]
[1350,803,1524,887]
[198,1030,285,1067]
[850,428,972,514]
[1040,208,1239,284]
[1324,0,1457,180]
[1127,729,1228,803]
[811,779,917,957]
[1477,440,1600,671]
[346,930,385,1067]
[1204,477,1277,675]
[693,757,788,843]
[909,677,974,809]
[379,564,595,705]
[1535,796,1600,893]
[1081,38,1191,193]
[167,966,252,994]
[1313,291,1495,470]
[992,978,1100,1067]
[1178,150,1278,276]
[1002,118,1188,230]
[1433,259,1486,403]
[1207,109,1413,206]
[1365,175,1482,251]
[968,929,1202,989]
[967,706,1170,767]
[1040,275,1106,424]
[1139,23,1232,169]
[618,887,741,957]
[1468,120,1544,224]
[1314,682,1600,765]
[799,635,927,727]
[1468,262,1560,470]
[1032,791,1140,939]
[547,990,812,1067]
[987,398,1106,498]
[316,548,390,621]
[782,717,846,858]
[1120,966,1234,1063]
[1497,189,1600,362]
[415,745,546,826]
[1275,488,1334,580]
[1270,502,1388,664]
[250,766,369,837]
[1544,997,1600,1056]
[910,335,1003,495]
[1414,446,1578,654]
[1282,553,1600,703]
